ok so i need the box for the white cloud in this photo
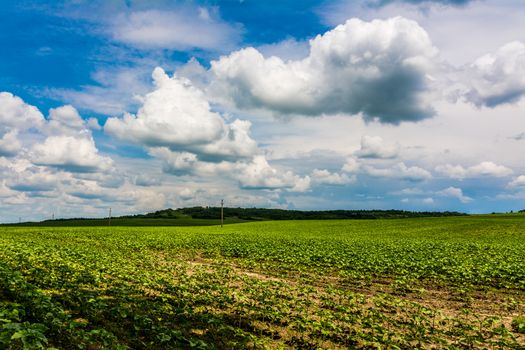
[197,119,258,162]
[0,92,44,131]
[422,197,434,204]
[62,178,167,213]
[46,105,86,135]
[210,17,438,123]
[135,174,162,187]
[111,8,240,51]
[342,157,360,173]
[436,161,512,179]
[149,149,200,176]
[0,131,22,157]
[106,67,259,162]
[355,135,399,158]
[133,189,167,212]
[317,0,525,67]
[0,93,114,175]
[509,175,525,187]
[149,147,310,192]
[178,187,196,200]
[436,186,472,203]
[468,161,513,177]
[311,169,355,185]
[7,167,64,194]
[0,101,116,173]
[30,133,113,173]
[87,118,101,130]
[364,162,431,181]
[149,156,218,185]
[434,164,467,179]
[463,41,525,107]
[237,156,311,192]
[0,180,16,198]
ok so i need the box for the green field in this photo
[1,216,524,349]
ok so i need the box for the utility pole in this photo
[108,208,112,226]
[52,212,54,220]
[220,199,224,228]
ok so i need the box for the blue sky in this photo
[1,0,525,222]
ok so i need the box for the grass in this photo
[0,215,524,349]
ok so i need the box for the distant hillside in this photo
[4,207,467,226]
[149,207,467,221]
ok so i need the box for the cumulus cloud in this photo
[462,41,525,107]
[111,8,240,51]
[238,156,311,192]
[30,133,113,173]
[355,135,399,159]
[78,170,125,189]
[468,161,513,177]
[437,186,472,203]
[133,189,167,212]
[0,181,16,198]
[158,152,218,177]
[46,105,87,135]
[0,93,114,174]
[5,102,116,173]
[151,147,311,192]
[106,67,259,162]
[434,164,467,179]
[342,157,361,173]
[436,161,512,179]
[210,17,438,123]
[87,118,102,130]
[364,162,431,181]
[7,167,63,194]
[311,169,355,185]
[0,92,44,131]
[135,174,162,187]
[509,175,525,187]
[178,187,196,200]
[63,178,166,212]
[0,131,22,157]
[149,149,204,176]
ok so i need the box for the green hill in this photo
[4,207,467,226]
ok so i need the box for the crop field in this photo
[1,216,524,349]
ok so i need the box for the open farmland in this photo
[1,216,524,349]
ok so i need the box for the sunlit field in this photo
[1,216,524,349]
